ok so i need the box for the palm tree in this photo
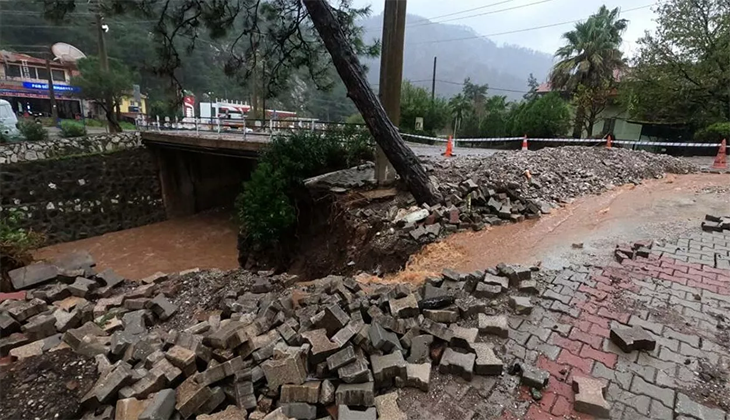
[550,6,627,137]
[448,94,472,137]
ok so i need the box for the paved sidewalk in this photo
[399,228,730,419]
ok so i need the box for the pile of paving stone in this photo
[702,214,730,233]
[428,146,697,205]
[1,251,556,420]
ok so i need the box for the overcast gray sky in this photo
[353,0,658,57]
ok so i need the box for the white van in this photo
[0,99,19,137]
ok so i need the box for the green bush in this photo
[120,121,137,131]
[84,119,105,127]
[17,120,48,141]
[1,210,45,291]
[236,128,374,248]
[694,122,730,143]
[60,120,87,138]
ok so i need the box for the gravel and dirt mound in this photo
[429,146,698,205]
[0,349,98,420]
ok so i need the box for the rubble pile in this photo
[429,146,698,204]
[1,251,551,420]
[350,147,698,248]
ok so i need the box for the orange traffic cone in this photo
[521,135,528,151]
[712,139,727,170]
[606,134,613,149]
[443,136,453,157]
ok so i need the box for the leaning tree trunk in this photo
[303,0,440,205]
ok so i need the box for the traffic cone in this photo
[443,136,453,157]
[606,134,612,149]
[521,135,528,151]
[712,139,727,170]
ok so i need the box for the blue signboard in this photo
[22,82,81,93]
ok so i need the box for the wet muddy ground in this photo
[400,173,730,278]
[34,209,239,280]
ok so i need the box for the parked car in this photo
[0,99,20,137]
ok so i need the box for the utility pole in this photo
[431,56,437,103]
[375,0,407,185]
[95,6,120,132]
[45,58,58,122]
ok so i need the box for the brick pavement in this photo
[399,228,730,420]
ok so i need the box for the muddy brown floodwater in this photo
[396,173,730,282]
[34,209,239,280]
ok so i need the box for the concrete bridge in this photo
[141,131,269,218]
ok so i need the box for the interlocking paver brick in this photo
[580,345,617,369]
[675,393,725,420]
[556,350,592,375]
[629,375,675,408]
[569,328,603,350]
[572,376,610,418]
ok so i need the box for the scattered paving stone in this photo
[301,329,339,363]
[439,348,475,381]
[572,376,610,418]
[423,309,459,323]
[477,314,509,338]
[9,262,59,290]
[403,362,429,391]
[339,406,376,420]
[319,379,335,405]
[0,311,21,336]
[261,352,307,389]
[519,364,549,389]
[450,326,478,350]
[327,346,356,371]
[196,405,247,420]
[280,382,321,404]
[336,382,375,407]
[610,325,656,352]
[9,339,45,359]
[281,402,316,419]
[68,277,98,298]
[371,351,407,385]
[407,335,433,363]
[518,280,538,293]
[509,296,533,315]
[369,322,402,353]
[389,294,419,318]
[338,357,371,384]
[419,319,453,341]
[115,397,151,420]
[148,294,178,321]
[473,283,502,298]
[473,343,503,375]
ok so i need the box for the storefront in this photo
[0,81,82,119]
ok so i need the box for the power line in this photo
[416,0,514,23]
[408,78,529,94]
[411,3,654,45]
[407,0,558,28]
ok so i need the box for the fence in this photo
[400,133,724,154]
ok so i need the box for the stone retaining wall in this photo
[1,135,165,245]
[0,132,141,164]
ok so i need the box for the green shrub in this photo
[236,128,374,248]
[0,210,45,291]
[60,120,87,138]
[17,121,48,141]
[694,122,730,143]
[235,162,296,246]
[120,121,137,131]
[85,119,105,127]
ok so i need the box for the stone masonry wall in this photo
[0,137,165,244]
[0,132,141,164]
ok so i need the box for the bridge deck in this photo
[141,131,269,158]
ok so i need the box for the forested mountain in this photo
[360,14,554,101]
[1,3,552,118]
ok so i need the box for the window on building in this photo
[26,67,38,79]
[51,69,65,82]
[6,64,21,78]
[36,67,49,80]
